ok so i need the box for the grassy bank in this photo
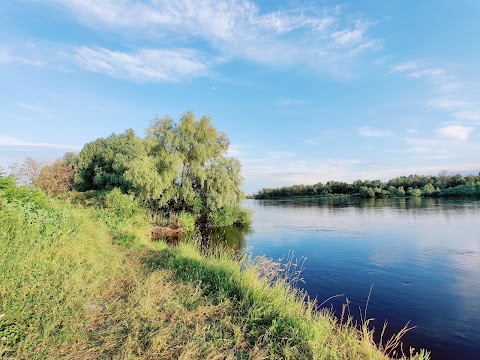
[0,180,429,359]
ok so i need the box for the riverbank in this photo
[0,183,430,359]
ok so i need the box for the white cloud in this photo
[0,46,46,67]
[74,46,209,82]
[390,58,480,143]
[453,110,480,123]
[406,67,447,81]
[241,152,480,193]
[428,98,467,110]
[48,0,380,75]
[435,125,474,141]
[0,47,13,63]
[390,61,422,73]
[277,99,308,107]
[391,60,449,81]
[400,126,479,162]
[304,138,319,145]
[17,101,45,113]
[391,62,469,98]
[0,135,80,151]
[241,157,355,191]
[330,20,370,46]
[358,127,393,137]
[403,137,451,156]
[50,0,336,38]
[407,128,420,135]
[267,151,296,159]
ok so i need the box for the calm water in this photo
[212,198,480,359]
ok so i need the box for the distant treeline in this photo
[254,172,480,199]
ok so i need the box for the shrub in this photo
[359,186,375,198]
[438,183,480,197]
[208,205,252,227]
[103,187,141,218]
[407,188,422,197]
[0,174,49,209]
[34,161,75,196]
[421,183,435,196]
[178,211,196,233]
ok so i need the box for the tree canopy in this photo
[75,112,248,227]
[254,172,480,199]
[76,129,144,192]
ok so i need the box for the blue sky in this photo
[1,0,479,193]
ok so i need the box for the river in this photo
[211,197,480,359]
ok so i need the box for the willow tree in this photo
[131,111,246,225]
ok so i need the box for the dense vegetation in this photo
[12,112,250,228]
[0,173,429,359]
[254,172,480,199]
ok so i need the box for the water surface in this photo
[213,198,480,359]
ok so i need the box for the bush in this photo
[208,205,252,227]
[103,188,139,217]
[438,183,480,197]
[98,188,146,229]
[34,161,75,196]
[178,211,196,232]
[421,183,435,196]
[359,186,375,198]
[0,174,49,209]
[407,188,422,197]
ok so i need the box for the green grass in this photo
[0,183,430,359]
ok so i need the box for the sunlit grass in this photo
[0,189,430,359]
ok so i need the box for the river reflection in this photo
[210,198,480,360]
[207,225,252,252]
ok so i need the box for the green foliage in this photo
[62,189,105,208]
[141,112,244,215]
[76,129,145,192]
[407,188,422,197]
[103,187,138,217]
[421,183,436,196]
[0,174,49,209]
[438,182,480,197]
[255,171,480,200]
[208,205,252,227]
[74,112,247,228]
[124,156,167,204]
[178,211,196,233]
[359,186,375,198]
[97,190,145,231]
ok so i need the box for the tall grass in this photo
[1,188,127,356]
[1,178,430,359]
[148,240,430,359]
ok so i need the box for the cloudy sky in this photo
[1,0,479,193]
